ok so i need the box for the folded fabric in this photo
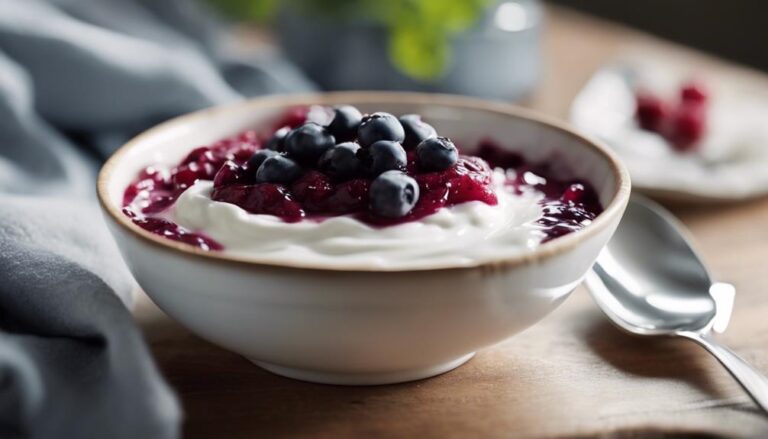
[0,0,314,438]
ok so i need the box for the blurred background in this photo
[549,0,768,72]
[207,0,768,99]
[214,0,543,99]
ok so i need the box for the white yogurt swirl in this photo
[172,171,546,269]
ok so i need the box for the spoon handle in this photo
[682,332,768,413]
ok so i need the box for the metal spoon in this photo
[585,196,768,412]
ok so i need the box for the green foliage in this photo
[207,0,494,81]
[383,0,494,80]
[210,0,276,21]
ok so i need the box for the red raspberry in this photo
[666,104,706,152]
[213,161,244,188]
[680,80,708,105]
[635,92,670,132]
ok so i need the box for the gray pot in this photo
[276,0,542,100]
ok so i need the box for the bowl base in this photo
[249,352,475,386]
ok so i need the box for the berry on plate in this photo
[680,80,708,105]
[668,104,706,151]
[634,80,710,152]
[635,92,669,132]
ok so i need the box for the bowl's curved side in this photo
[103,195,624,385]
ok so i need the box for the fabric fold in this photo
[0,0,315,437]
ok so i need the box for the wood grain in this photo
[134,6,768,438]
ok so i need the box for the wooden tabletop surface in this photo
[134,6,768,438]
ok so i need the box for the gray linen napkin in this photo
[0,0,314,438]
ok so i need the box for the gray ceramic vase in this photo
[276,0,542,100]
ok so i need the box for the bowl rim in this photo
[97,91,631,273]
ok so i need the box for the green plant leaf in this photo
[207,0,494,80]
[389,23,448,80]
[207,0,277,21]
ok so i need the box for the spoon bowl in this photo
[587,198,717,335]
[586,195,768,412]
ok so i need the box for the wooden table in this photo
[134,6,768,438]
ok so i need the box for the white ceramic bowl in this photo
[98,92,630,385]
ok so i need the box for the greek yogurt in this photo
[171,170,545,269]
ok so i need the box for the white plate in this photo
[571,63,768,202]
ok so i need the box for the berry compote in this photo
[122,106,604,250]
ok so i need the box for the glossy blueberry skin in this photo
[369,170,420,218]
[399,114,437,150]
[361,140,407,176]
[265,126,291,151]
[284,123,336,164]
[255,155,303,184]
[416,136,459,171]
[327,105,363,142]
[319,142,363,180]
[247,149,279,171]
[357,112,405,147]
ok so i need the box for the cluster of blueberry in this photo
[234,106,460,218]
[635,80,709,152]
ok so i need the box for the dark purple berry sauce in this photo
[122,107,603,250]
[475,142,602,242]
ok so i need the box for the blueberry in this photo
[255,155,303,184]
[284,123,336,164]
[360,140,407,176]
[265,126,291,151]
[247,149,279,171]
[416,136,459,171]
[319,142,363,179]
[327,105,363,142]
[357,112,405,147]
[399,114,437,150]
[369,171,420,218]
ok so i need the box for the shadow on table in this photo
[137,290,574,438]
[172,347,562,439]
[582,314,730,401]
